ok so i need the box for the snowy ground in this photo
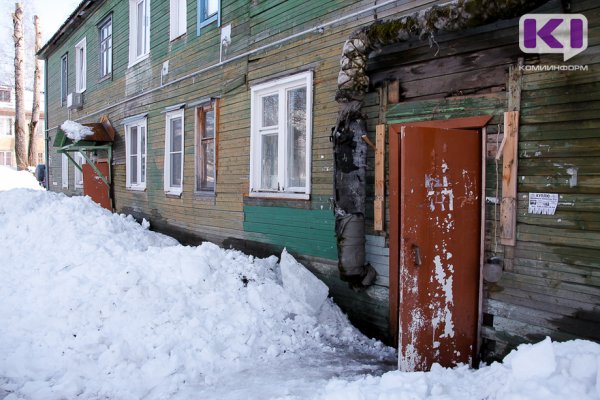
[0,166,43,191]
[1,168,599,399]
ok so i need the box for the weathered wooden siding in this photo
[43,0,447,344]
[375,0,600,359]
[481,0,600,359]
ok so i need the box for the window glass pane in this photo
[201,140,215,191]
[61,56,68,103]
[170,117,182,150]
[206,0,218,17]
[204,110,215,138]
[107,36,112,73]
[130,126,138,185]
[287,87,306,188]
[130,126,138,154]
[130,154,138,184]
[140,127,146,183]
[261,133,278,190]
[171,153,182,187]
[137,1,145,56]
[262,95,278,127]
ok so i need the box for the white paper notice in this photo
[528,193,559,215]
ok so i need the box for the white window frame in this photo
[0,117,13,136]
[98,15,113,79]
[75,38,87,93]
[169,0,187,40]
[249,71,312,200]
[74,152,86,189]
[164,109,184,195]
[128,0,151,67]
[125,117,147,191]
[0,151,12,166]
[61,154,69,189]
[0,89,11,102]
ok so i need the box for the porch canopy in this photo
[53,116,115,186]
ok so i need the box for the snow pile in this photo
[0,166,43,191]
[60,120,93,141]
[0,189,387,400]
[318,337,600,400]
[281,249,329,315]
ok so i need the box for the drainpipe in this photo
[43,58,49,190]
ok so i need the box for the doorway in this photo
[389,116,490,371]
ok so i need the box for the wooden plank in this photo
[507,58,523,111]
[374,124,385,231]
[500,111,519,246]
[387,80,400,104]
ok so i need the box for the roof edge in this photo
[37,0,102,59]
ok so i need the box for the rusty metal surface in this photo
[398,126,481,371]
[83,162,112,211]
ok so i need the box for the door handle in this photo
[412,244,422,266]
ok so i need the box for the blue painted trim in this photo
[197,0,220,36]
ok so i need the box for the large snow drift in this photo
[1,176,599,400]
[0,189,388,400]
[0,166,43,191]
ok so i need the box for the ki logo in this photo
[519,14,588,61]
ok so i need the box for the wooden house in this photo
[39,0,600,370]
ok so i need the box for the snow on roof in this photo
[61,120,94,142]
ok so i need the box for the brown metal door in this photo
[398,125,481,371]
[83,162,112,211]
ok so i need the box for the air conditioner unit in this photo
[67,92,83,110]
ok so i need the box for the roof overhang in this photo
[54,116,115,187]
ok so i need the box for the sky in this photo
[0,0,82,42]
[0,0,81,87]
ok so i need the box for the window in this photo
[125,117,147,190]
[170,0,187,40]
[197,0,219,34]
[37,119,45,136]
[0,151,12,166]
[74,152,85,189]
[37,152,44,165]
[60,54,68,106]
[250,71,312,199]
[195,100,216,193]
[129,0,150,66]
[0,117,13,136]
[98,15,112,79]
[164,109,184,195]
[61,154,69,188]
[75,38,86,93]
[0,89,10,102]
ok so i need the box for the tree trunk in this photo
[13,3,27,170]
[28,15,42,166]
